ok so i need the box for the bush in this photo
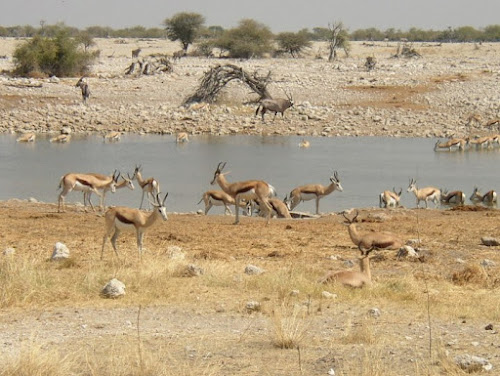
[13,30,97,77]
[276,31,311,57]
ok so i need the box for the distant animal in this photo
[469,136,492,149]
[379,188,402,208]
[288,171,343,215]
[407,178,440,208]
[198,190,248,215]
[434,137,469,151]
[16,133,36,143]
[131,48,141,58]
[75,77,90,104]
[176,132,189,143]
[484,118,500,128]
[470,187,497,206]
[255,93,294,121]
[50,134,71,143]
[133,165,161,210]
[299,139,310,148]
[104,131,121,142]
[440,189,465,205]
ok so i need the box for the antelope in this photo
[84,172,135,210]
[198,190,247,215]
[101,192,169,259]
[211,162,276,225]
[75,77,90,104]
[249,197,292,219]
[133,165,161,209]
[299,139,310,148]
[16,133,36,142]
[255,92,294,121]
[470,187,497,206]
[484,118,500,128]
[131,48,141,58]
[434,137,469,151]
[440,189,466,205]
[379,188,402,208]
[104,131,121,142]
[466,113,482,127]
[469,136,492,149]
[407,178,440,208]
[50,134,71,143]
[58,170,120,212]
[288,171,343,215]
[176,132,189,143]
[319,247,375,287]
[343,211,404,251]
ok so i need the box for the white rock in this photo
[166,246,185,260]
[455,354,492,372]
[101,278,126,298]
[51,242,69,260]
[368,308,381,318]
[246,301,261,312]
[321,291,337,299]
[244,265,264,275]
[3,247,15,256]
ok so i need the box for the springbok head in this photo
[211,162,227,185]
[149,192,169,220]
[407,178,417,192]
[330,171,343,192]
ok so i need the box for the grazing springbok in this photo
[133,165,161,209]
[50,134,71,143]
[101,193,168,259]
[299,139,310,148]
[248,197,292,219]
[16,133,36,143]
[103,131,121,142]
[379,188,402,208]
[176,132,189,143]
[470,187,497,206]
[343,211,404,251]
[440,189,466,205]
[319,247,375,287]
[58,171,120,212]
[198,190,248,215]
[211,162,276,224]
[407,178,441,208]
[434,137,469,151]
[75,77,90,104]
[84,172,135,210]
[469,136,492,149]
[255,92,294,121]
[288,171,343,215]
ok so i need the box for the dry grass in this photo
[271,303,310,349]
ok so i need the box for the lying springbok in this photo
[101,192,168,259]
[255,92,294,121]
[319,247,375,287]
[50,134,71,143]
[16,133,36,142]
[75,77,90,104]
[134,165,161,209]
[434,137,469,151]
[248,197,292,219]
[211,162,276,224]
[288,171,343,215]
[198,190,247,215]
[407,178,441,208]
[103,131,121,142]
[379,188,402,208]
[176,132,189,143]
[440,189,466,205]
[343,211,404,251]
[84,172,135,210]
[470,187,497,206]
[58,171,120,212]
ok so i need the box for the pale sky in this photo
[2,0,499,32]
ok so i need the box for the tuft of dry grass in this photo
[271,303,310,349]
[451,264,488,286]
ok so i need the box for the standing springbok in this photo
[379,188,402,208]
[319,247,375,287]
[75,77,90,104]
[288,171,343,215]
[58,171,120,212]
[470,187,497,206]
[103,131,121,142]
[343,211,404,251]
[176,132,189,143]
[440,189,466,205]
[407,178,441,208]
[434,137,469,151]
[211,162,276,224]
[255,92,294,121]
[133,165,161,209]
[84,172,135,210]
[101,193,168,259]
[198,190,248,215]
[16,133,36,142]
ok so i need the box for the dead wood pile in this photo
[124,54,173,76]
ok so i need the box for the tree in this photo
[76,31,95,52]
[215,19,273,59]
[163,12,205,52]
[276,31,311,57]
[327,22,350,61]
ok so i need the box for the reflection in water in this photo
[2,134,500,213]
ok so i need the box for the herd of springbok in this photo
[434,134,500,151]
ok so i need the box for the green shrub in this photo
[13,30,97,77]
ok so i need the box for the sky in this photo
[2,0,499,32]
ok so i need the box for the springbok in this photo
[16,133,36,142]
[58,171,120,212]
[198,190,247,215]
[133,165,161,209]
[84,172,135,210]
[469,136,492,149]
[50,134,71,143]
[211,162,276,224]
[75,77,90,104]
[299,139,310,148]
[176,132,189,143]
[407,178,440,208]
[104,131,121,142]
[440,189,466,205]
[249,197,292,219]
[288,171,343,215]
[255,92,294,121]
[343,211,404,251]
[319,247,375,287]
[379,188,402,208]
[101,193,168,259]
[470,187,497,206]
[434,137,469,151]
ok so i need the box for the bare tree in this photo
[327,21,350,61]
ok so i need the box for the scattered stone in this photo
[454,354,492,372]
[321,291,337,299]
[289,290,300,297]
[485,324,493,330]
[406,239,422,247]
[246,301,261,313]
[397,245,419,259]
[186,264,204,277]
[368,308,381,318]
[61,126,72,135]
[481,259,496,268]
[3,247,15,256]
[28,197,38,203]
[166,245,185,260]
[244,264,264,275]
[343,260,355,268]
[481,237,499,246]
[101,278,126,299]
[51,242,69,260]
